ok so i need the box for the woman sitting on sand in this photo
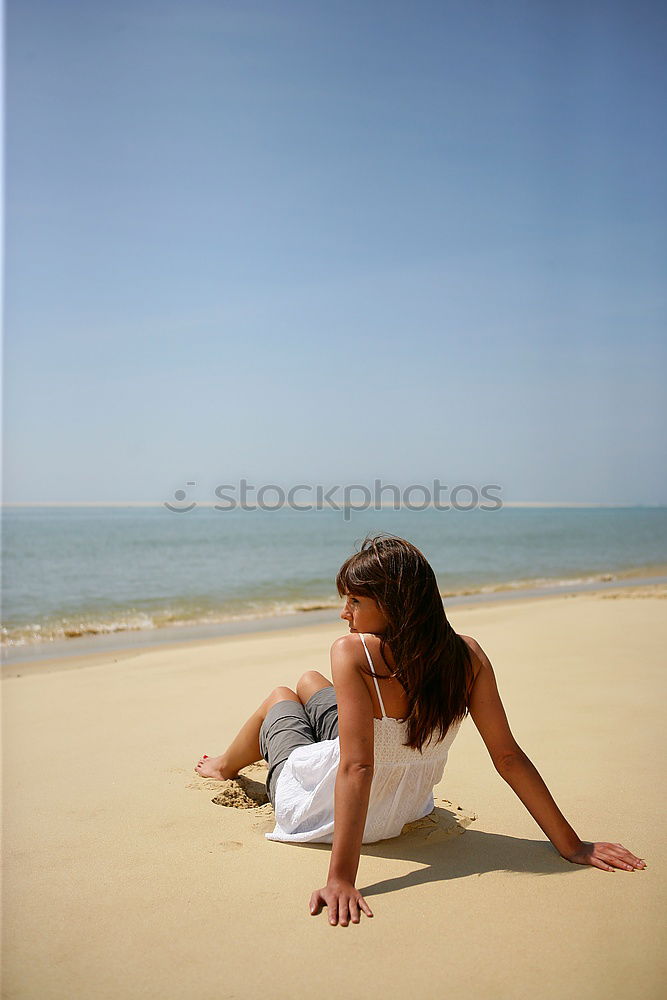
[195,535,645,926]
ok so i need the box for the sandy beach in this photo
[2,585,665,1000]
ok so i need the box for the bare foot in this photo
[195,754,237,780]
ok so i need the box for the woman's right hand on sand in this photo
[562,841,647,871]
[309,879,374,925]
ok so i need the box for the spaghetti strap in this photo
[358,633,387,718]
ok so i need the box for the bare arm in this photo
[465,636,646,872]
[309,635,375,925]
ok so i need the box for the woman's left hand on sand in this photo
[562,840,647,871]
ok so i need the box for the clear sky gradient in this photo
[4,0,666,503]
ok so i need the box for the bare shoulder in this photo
[331,633,362,655]
[329,635,372,702]
[330,633,365,670]
[459,634,492,682]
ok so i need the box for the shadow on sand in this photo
[282,803,578,895]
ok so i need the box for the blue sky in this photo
[4,0,666,503]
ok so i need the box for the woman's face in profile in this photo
[340,593,388,636]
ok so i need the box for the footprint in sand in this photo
[400,798,477,842]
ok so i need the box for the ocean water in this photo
[1,505,666,648]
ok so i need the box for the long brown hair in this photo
[336,534,474,752]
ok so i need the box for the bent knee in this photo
[297,669,327,687]
[296,670,332,700]
[267,685,298,707]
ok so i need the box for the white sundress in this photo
[265,632,462,844]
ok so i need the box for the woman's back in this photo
[354,631,409,721]
[359,631,462,763]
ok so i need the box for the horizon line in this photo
[2,501,666,509]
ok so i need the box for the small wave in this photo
[0,612,158,647]
[294,601,340,613]
[0,599,342,647]
[440,571,620,599]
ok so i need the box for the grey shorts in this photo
[259,686,339,808]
